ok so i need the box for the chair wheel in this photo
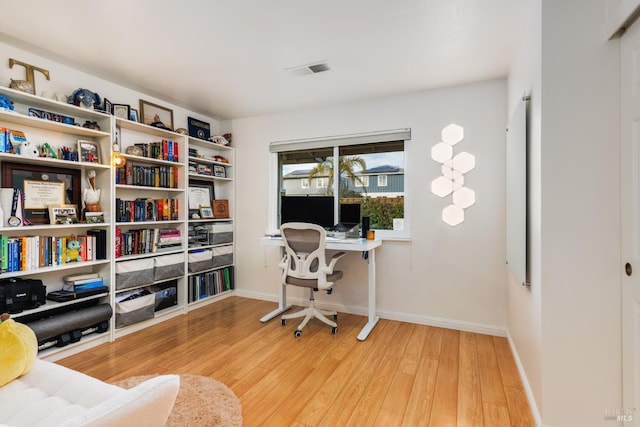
[331,327,338,334]
[333,314,338,321]
[294,330,302,338]
[281,319,286,326]
[326,288,333,294]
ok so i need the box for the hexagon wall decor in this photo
[431,123,476,226]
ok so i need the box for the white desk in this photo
[259,236,382,340]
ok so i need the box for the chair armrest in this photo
[326,251,346,271]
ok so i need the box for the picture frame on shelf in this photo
[113,104,130,120]
[103,98,113,114]
[78,140,101,164]
[130,108,139,122]
[1,162,80,224]
[213,199,230,219]
[213,165,226,178]
[188,180,214,217]
[85,211,105,224]
[140,99,174,131]
[199,206,214,219]
[49,204,79,225]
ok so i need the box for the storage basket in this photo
[153,253,185,281]
[210,223,233,245]
[188,249,213,273]
[212,245,234,268]
[115,289,154,328]
[115,258,154,290]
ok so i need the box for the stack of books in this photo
[62,273,108,295]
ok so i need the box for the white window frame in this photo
[269,128,411,240]
[316,177,328,188]
[377,175,388,187]
[301,179,309,189]
[355,176,369,187]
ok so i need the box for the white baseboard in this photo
[234,289,506,336]
[506,331,544,427]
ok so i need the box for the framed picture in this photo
[188,180,214,216]
[103,98,113,114]
[140,99,174,131]
[213,199,230,219]
[113,104,130,120]
[213,165,226,178]
[85,211,105,224]
[77,140,101,164]
[1,162,80,224]
[48,204,79,225]
[130,108,139,122]
[199,206,214,219]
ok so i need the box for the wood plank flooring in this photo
[57,296,535,426]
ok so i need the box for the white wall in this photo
[0,38,220,135]
[507,0,544,421]
[232,80,509,332]
[508,1,621,426]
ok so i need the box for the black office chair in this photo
[279,222,346,337]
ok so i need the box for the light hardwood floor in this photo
[58,296,535,426]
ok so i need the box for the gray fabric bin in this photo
[188,249,213,273]
[153,253,185,281]
[115,258,154,290]
[210,223,233,245]
[115,290,155,328]
[212,245,233,268]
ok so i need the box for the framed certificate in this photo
[188,180,214,216]
[1,162,80,224]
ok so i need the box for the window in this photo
[271,129,410,237]
[355,176,369,187]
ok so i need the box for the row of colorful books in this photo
[115,198,179,223]
[115,227,182,258]
[187,266,234,302]
[0,231,107,272]
[115,164,180,188]
[133,140,179,162]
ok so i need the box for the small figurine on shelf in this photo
[83,170,101,213]
[66,239,82,263]
[68,88,101,110]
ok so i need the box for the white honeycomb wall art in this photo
[430,123,476,226]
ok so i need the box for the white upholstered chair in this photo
[0,358,179,427]
[279,222,346,337]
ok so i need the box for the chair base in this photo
[282,289,337,334]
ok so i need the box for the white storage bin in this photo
[115,258,154,290]
[154,253,185,281]
[210,223,233,245]
[188,249,213,273]
[115,289,155,328]
[212,245,233,268]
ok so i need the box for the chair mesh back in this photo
[282,227,322,274]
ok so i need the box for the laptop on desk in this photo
[327,222,360,239]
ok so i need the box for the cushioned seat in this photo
[0,358,179,427]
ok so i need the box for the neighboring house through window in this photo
[271,128,411,237]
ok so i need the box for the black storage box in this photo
[0,277,46,313]
[150,280,178,312]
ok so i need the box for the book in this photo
[63,272,100,282]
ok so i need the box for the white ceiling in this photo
[0,0,533,120]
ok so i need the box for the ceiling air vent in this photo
[286,61,330,77]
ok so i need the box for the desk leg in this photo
[260,282,292,322]
[357,248,379,340]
